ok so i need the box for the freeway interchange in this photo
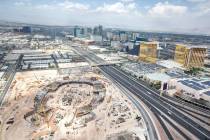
[72,45,210,140]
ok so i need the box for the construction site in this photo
[0,65,146,140]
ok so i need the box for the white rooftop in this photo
[4,53,20,61]
[145,72,171,82]
[88,45,107,52]
[157,60,183,69]
[11,49,43,54]
[176,44,207,49]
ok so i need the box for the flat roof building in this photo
[157,60,183,69]
[145,72,171,83]
[168,78,210,102]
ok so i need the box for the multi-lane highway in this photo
[102,68,159,140]
[0,55,23,106]
[72,46,159,140]
[0,64,16,106]
[72,45,210,140]
[101,65,210,140]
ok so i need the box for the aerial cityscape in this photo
[0,0,210,140]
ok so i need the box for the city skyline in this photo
[0,5,210,139]
[1,0,210,35]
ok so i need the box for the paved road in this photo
[72,46,159,140]
[0,55,23,106]
[102,70,158,140]
[100,65,210,140]
[0,64,16,106]
[72,45,210,140]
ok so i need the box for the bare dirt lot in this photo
[0,68,146,140]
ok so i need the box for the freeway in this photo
[0,55,23,106]
[72,45,210,139]
[0,64,16,106]
[173,95,210,114]
[72,46,159,140]
[119,67,210,115]
[100,65,210,139]
[102,69,159,140]
[73,45,210,114]
[72,46,210,115]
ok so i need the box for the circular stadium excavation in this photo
[0,68,147,140]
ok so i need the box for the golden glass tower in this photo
[139,42,158,63]
[174,45,206,68]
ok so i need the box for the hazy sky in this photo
[0,0,210,34]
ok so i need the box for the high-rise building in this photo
[106,32,113,41]
[98,25,103,36]
[74,26,79,37]
[73,26,85,37]
[139,42,159,63]
[132,32,140,40]
[86,27,93,35]
[22,26,32,33]
[119,31,128,42]
[174,44,207,68]
[93,25,103,36]
[174,45,188,65]
[127,37,149,56]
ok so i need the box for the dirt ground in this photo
[0,69,147,140]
